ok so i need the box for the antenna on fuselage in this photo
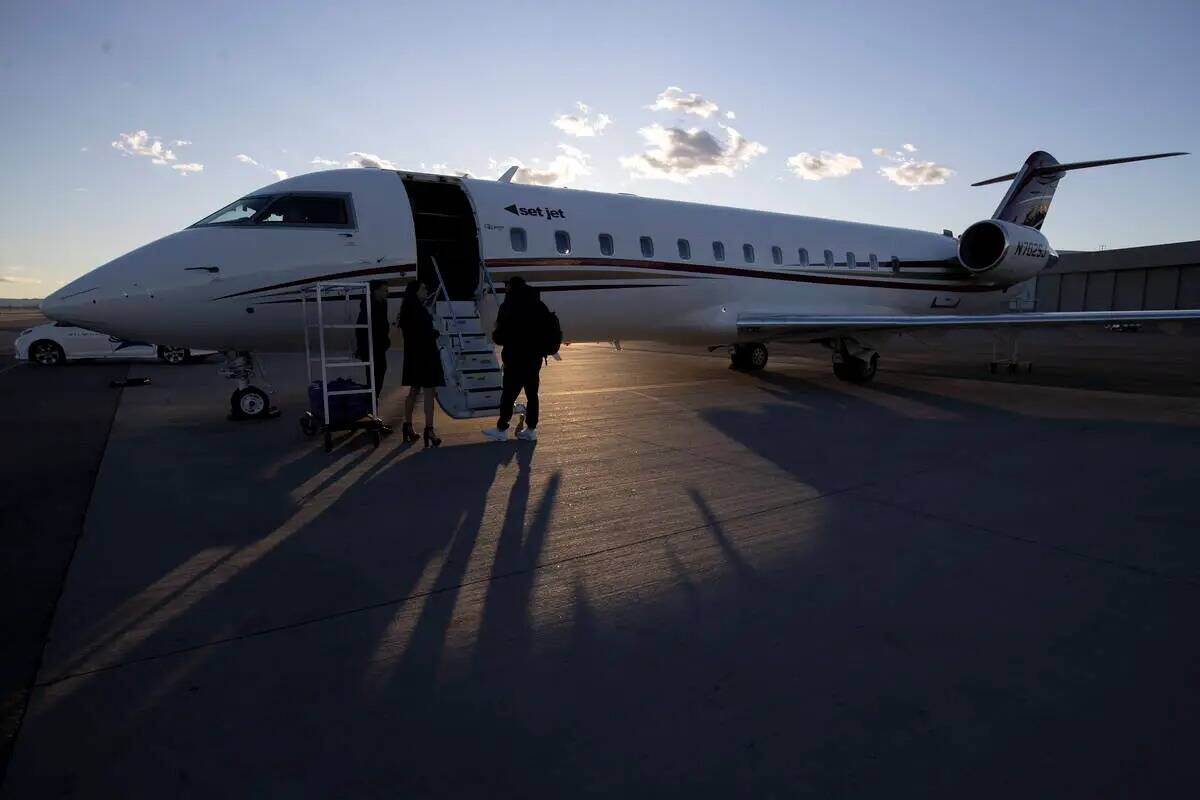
[498,165,519,183]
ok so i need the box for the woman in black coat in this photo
[398,280,446,447]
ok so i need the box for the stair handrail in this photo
[478,259,499,303]
[427,257,470,411]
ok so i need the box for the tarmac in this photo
[2,315,1199,798]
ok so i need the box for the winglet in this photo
[498,165,519,183]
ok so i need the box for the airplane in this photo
[39,149,1199,420]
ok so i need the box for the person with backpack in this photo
[482,276,562,442]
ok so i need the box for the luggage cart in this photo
[300,281,388,452]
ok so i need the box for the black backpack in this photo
[541,309,563,357]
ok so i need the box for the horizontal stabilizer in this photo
[972,152,1187,187]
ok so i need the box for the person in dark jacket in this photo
[397,280,445,447]
[482,276,553,442]
[355,281,392,400]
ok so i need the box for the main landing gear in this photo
[829,338,879,383]
[220,351,280,421]
[730,342,769,371]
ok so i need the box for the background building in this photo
[1033,240,1200,312]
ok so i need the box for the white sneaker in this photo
[516,428,537,441]
[481,426,508,442]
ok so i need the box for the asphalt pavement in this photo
[1,331,1198,798]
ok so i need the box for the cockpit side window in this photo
[191,195,275,227]
[256,194,352,227]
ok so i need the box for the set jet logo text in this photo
[504,204,566,220]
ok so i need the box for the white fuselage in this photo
[42,168,1014,351]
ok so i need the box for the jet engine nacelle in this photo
[957,219,1057,286]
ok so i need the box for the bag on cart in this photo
[308,378,373,425]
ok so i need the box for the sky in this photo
[1,0,1197,297]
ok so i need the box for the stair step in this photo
[440,318,484,335]
[467,389,503,408]
[461,372,502,391]
[456,352,498,370]
[433,300,480,316]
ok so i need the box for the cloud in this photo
[310,157,340,167]
[420,162,476,178]
[620,123,766,182]
[235,153,286,182]
[786,151,863,181]
[552,101,612,137]
[346,151,398,169]
[872,143,954,189]
[0,266,41,285]
[490,144,591,187]
[80,146,89,152]
[879,160,954,189]
[111,130,203,175]
[648,86,720,118]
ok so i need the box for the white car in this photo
[14,322,217,366]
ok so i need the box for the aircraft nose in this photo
[40,276,113,329]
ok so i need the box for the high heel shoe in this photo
[401,422,419,443]
[423,427,442,448]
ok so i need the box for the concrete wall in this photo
[1033,240,1200,311]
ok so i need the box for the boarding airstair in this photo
[427,258,506,419]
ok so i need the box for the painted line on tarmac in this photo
[541,378,727,397]
[0,361,25,376]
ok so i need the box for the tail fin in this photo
[973,150,1187,231]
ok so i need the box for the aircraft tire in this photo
[731,343,768,371]
[833,354,878,383]
[231,386,271,419]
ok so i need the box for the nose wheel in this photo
[221,351,280,421]
[230,386,278,420]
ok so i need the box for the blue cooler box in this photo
[308,378,373,425]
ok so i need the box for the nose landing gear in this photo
[220,351,280,420]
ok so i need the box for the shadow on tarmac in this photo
[7,362,1200,798]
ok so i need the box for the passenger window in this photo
[869,253,879,269]
[257,195,351,226]
[640,236,654,258]
[713,241,725,261]
[599,233,614,256]
[824,249,834,267]
[677,238,691,260]
[846,251,856,268]
[743,244,755,263]
[771,246,783,265]
[798,248,809,267]
[891,256,901,273]
[555,230,571,254]
[510,227,527,252]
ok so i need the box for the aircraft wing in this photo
[737,309,1200,340]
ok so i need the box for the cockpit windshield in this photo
[189,193,354,228]
[191,196,275,227]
